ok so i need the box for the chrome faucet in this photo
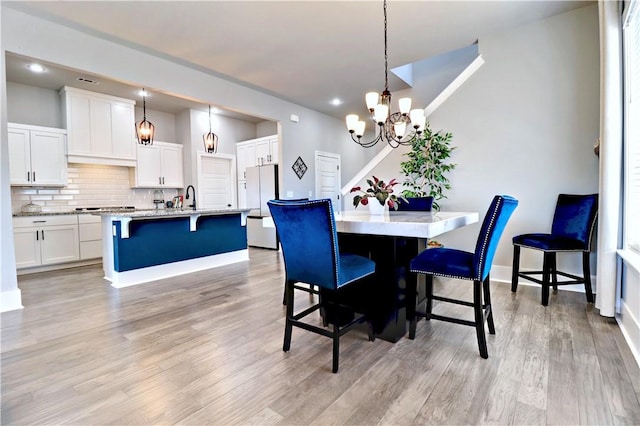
[185,185,197,210]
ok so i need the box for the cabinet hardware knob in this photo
[27,171,30,182]
[33,171,36,182]
[36,230,39,241]
[41,230,44,240]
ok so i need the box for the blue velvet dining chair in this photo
[407,195,518,359]
[267,198,376,373]
[511,193,598,306]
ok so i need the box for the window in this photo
[623,0,640,254]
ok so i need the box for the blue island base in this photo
[100,211,250,288]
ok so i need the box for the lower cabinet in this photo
[13,215,80,269]
[79,214,102,260]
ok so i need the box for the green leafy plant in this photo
[399,123,456,211]
[351,176,406,210]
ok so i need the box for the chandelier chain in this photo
[142,89,147,120]
[384,0,388,92]
[345,0,426,148]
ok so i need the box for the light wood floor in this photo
[2,248,640,425]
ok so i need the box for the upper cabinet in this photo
[60,86,136,167]
[236,142,257,181]
[130,141,184,188]
[255,135,278,166]
[236,135,278,180]
[8,123,67,187]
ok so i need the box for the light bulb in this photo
[374,104,389,125]
[399,98,412,114]
[355,121,366,137]
[394,122,407,138]
[346,114,359,132]
[366,92,379,111]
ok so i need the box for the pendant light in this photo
[135,88,155,145]
[203,105,219,153]
[345,0,426,148]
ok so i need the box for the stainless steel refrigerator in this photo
[245,164,279,249]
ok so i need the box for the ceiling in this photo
[4,1,594,122]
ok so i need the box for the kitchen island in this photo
[95,208,251,288]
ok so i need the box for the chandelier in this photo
[346,0,426,148]
[203,105,219,153]
[135,88,155,145]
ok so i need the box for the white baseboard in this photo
[0,289,23,312]
[617,300,640,368]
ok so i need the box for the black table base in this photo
[323,233,426,343]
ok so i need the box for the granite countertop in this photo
[13,208,251,218]
[92,208,251,218]
[14,210,104,217]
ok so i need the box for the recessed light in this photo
[27,63,46,73]
[330,98,343,106]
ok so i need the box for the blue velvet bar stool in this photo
[511,194,598,306]
[274,198,311,306]
[407,195,518,359]
[267,198,376,373]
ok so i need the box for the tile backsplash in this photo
[11,163,179,213]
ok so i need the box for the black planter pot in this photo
[397,196,434,212]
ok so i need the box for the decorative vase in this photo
[368,200,387,215]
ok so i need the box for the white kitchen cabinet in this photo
[131,141,184,188]
[61,86,136,166]
[13,215,80,269]
[237,181,247,209]
[8,123,67,186]
[79,214,102,260]
[255,136,278,165]
[236,135,277,200]
[236,142,256,181]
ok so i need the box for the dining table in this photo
[331,209,479,342]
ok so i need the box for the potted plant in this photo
[399,123,456,211]
[351,176,406,213]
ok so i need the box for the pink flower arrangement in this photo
[350,176,406,210]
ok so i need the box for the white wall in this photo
[6,82,62,128]
[367,5,600,283]
[257,121,277,138]
[1,4,23,312]
[133,106,176,144]
[187,108,256,188]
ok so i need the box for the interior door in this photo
[197,153,236,209]
[315,151,341,211]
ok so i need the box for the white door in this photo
[315,151,341,211]
[198,153,236,209]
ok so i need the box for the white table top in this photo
[334,211,479,239]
